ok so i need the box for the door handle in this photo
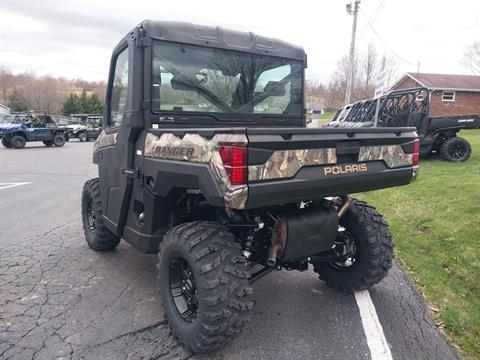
[122,168,140,178]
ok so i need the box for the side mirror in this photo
[196,71,208,85]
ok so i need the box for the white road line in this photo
[0,182,32,190]
[354,290,393,360]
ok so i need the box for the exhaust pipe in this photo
[337,195,350,218]
[266,246,278,266]
[266,217,288,266]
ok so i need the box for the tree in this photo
[0,69,16,105]
[461,41,480,75]
[61,92,104,115]
[62,94,82,115]
[85,93,103,114]
[79,90,89,111]
[8,87,30,111]
[33,76,65,114]
[0,68,107,114]
[330,43,397,104]
[305,43,398,111]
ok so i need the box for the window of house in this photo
[442,91,455,102]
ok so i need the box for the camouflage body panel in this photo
[358,145,412,168]
[249,144,411,181]
[93,130,118,152]
[248,148,336,181]
[144,132,248,209]
[143,132,412,207]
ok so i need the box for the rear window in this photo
[151,40,303,118]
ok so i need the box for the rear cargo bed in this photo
[245,127,418,208]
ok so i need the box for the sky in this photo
[0,0,479,84]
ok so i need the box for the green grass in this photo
[357,129,480,359]
[319,111,334,120]
[307,111,334,127]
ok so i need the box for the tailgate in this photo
[430,114,480,131]
[245,127,418,208]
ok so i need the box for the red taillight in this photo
[412,138,420,166]
[219,145,247,185]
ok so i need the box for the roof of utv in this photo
[123,20,306,61]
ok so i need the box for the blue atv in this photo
[0,113,68,149]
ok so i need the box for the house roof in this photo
[392,73,480,92]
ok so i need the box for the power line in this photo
[359,8,417,66]
[369,0,386,26]
[359,0,386,39]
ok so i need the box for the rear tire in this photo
[158,221,254,354]
[1,137,11,148]
[53,134,66,147]
[79,132,87,142]
[81,178,120,251]
[440,137,471,162]
[11,135,26,149]
[312,199,393,293]
[43,140,54,147]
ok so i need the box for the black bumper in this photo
[246,161,413,208]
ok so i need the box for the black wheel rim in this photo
[86,198,95,231]
[449,142,466,160]
[331,229,357,270]
[169,256,198,323]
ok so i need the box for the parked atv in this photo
[66,124,85,142]
[81,20,420,354]
[0,113,67,149]
[67,115,102,142]
[328,87,480,162]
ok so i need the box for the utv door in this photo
[97,42,142,235]
[29,128,50,141]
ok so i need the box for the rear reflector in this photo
[412,138,420,166]
[219,145,247,185]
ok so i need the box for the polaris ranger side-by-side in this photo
[81,20,420,353]
[328,87,480,161]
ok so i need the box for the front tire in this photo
[53,134,66,147]
[312,199,393,293]
[11,135,26,149]
[440,137,471,162]
[81,178,120,251]
[78,132,87,142]
[1,137,11,148]
[158,221,254,354]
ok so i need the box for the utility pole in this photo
[344,0,360,105]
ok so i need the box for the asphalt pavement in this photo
[0,141,459,360]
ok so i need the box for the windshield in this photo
[152,40,303,117]
[0,115,14,124]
